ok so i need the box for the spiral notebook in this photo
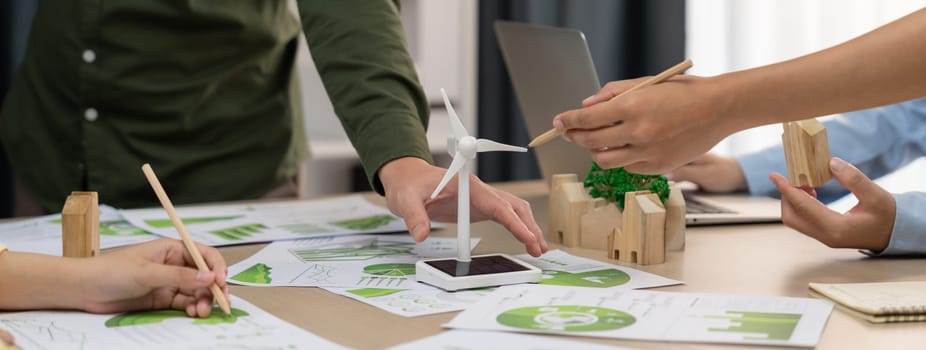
[808,281,926,323]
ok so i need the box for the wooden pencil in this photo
[140,163,232,316]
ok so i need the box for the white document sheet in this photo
[321,285,495,317]
[516,250,681,290]
[0,205,159,256]
[446,284,833,347]
[320,250,680,317]
[388,330,637,350]
[227,234,477,289]
[120,195,408,246]
[0,296,347,350]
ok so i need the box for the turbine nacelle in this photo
[458,136,477,159]
[429,88,527,199]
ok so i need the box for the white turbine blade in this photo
[476,139,527,153]
[430,152,467,199]
[441,88,468,139]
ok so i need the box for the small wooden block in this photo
[636,195,666,265]
[548,174,594,247]
[664,182,686,251]
[547,174,578,244]
[782,118,832,187]
[62,191,100,258]
[615,191,666,265]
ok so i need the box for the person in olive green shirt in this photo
[0,1,548,256]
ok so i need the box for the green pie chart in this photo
[540,269,631,288]
[363,263,416,276]
[497,305,635,332]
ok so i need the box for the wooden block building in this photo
[782,118,832,187]
[548,175,686,265]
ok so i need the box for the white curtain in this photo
[686,1,926,210]
[687,0,924,156]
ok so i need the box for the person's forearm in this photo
[296,0,433,194]
[0,252,85,310]
[715,7,926,130]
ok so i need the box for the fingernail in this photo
[196,271,211,282]
[553,118,564,130]
[532,242,543,255]
[582,95,595,104]
[830,157,847,173]
[410,224,424,240]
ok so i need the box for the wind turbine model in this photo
[415,89,542,291]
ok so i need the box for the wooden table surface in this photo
[222,180,926,349]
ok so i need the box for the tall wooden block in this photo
[664,182,686,251]
[635,194,666,265]
[548,174,593,247]
[547,174,577,244]
[62,191,100,258]
[615,191,665,265]
[782,118,832,187]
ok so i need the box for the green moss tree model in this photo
[583,163,670,209]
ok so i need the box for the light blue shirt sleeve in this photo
[735,97,926,256]
[863,192,926,256]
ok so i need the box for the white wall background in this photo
[686,1,926,210]
[293,0,477,197]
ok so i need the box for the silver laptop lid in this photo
[495,21,596,180]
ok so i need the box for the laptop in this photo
[494,20,781,225]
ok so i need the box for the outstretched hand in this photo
[769,157,894,251]
[667,153,747,193]
[79,238,230,317]
[379,157,548,257]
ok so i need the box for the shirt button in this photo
[82,49,96,63]
[84,108,99,122]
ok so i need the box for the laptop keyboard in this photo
[683,192,738,214]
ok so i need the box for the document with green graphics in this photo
[321,250,680,318]
[0,205,158,256]
[0,296,347,350]
[517,249,681,290]
[120,194,408,246]
[322,286,495,317]
[389,330,636,350]
[227,234,477,289]
[446,284,833,347]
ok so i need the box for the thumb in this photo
[0,329,14,347]
[140,264,215,290]
[830,157,878,200]
[398,195,431,242]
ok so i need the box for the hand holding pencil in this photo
[528,59,693,148]
[536,59,713,175]
[141,163,232,316]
